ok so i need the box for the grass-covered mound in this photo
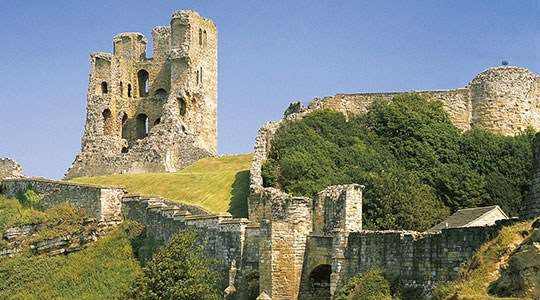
[71,154,252,217]
[434,220,537,299]
[0,195,143,299]
[262,95,534,230]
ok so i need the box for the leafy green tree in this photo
[129,231,219,300]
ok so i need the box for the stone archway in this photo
[306,264,332,300]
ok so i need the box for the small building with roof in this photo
[427,205,509,233]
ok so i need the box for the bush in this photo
[336,268,392,300]
[15,187,42,209]
[262,94,534,230]
[129,231,219,300]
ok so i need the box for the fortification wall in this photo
[66,10,218,179]
[121,196,261,299]
[0,178,124,222]
[0,158,23,179]
[309,88,471,131]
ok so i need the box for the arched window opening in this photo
[121,147,128,154]
[198,28,203,46]
[154,88,167,98]
[119,81,124,97]
[203,30,208,46]
[101,82,108,94]
[177,97,187,116]
[136,113,149,139]
[200,67,203,85]
[127,84,132,97]
[196,70,199,85]
[102,109,113,135]
[154,118,161,125]
[137,69,149,97]
[308,264,331,299]
[121,113,129,140]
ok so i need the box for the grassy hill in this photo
[71,154,253,217]
[0,195,143,299]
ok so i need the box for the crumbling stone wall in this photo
[0,158,23,179]
[66,10,217,179]
[121,195,261,299]
[290,66,540,136]
[0,178,124,222]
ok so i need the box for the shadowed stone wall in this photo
[121,195,261,299]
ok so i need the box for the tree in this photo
[129,231,219,300]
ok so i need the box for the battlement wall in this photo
[121,195,261,299]
[0,178,124,222]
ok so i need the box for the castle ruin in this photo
[2,9,540,300]
[65,10,217,179]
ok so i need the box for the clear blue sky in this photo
[0,1,538,178]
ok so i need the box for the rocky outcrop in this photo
[490,227,540,298]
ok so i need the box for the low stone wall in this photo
[121,195,261,299]
[0,178,125,222]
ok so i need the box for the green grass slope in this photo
[71,154,253,217]
[0,195,143,299]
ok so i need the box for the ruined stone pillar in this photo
[259,196,312,300]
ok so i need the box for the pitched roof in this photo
[427,205,508,233]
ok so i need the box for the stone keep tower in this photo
[66,11,217,179]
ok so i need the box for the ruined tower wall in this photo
[0,158,23,180]
[470,67,540,135]
[66,11,218,179]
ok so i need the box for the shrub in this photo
[15,187,42,209]
[336,268,392,300]
[129,231,219,300]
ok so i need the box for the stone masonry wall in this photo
[0,158,23,179]
[342,220,516,293]
[258,196,312,300]
[66,10,218,179]
[121,195,261,299]
[0,178,124,222]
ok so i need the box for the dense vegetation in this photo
[262,95,535,230]
[72,154,252,217]
[0,195,144,299]
[129,231,219,299]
